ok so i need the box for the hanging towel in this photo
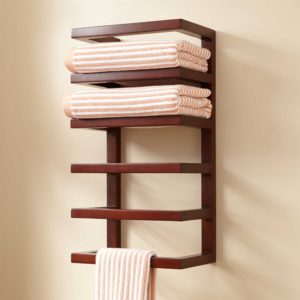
[64,40,211,73]
[63,85,212,119]
[95,248,156,300]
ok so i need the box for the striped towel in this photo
[64,40,211,73]
[96,248,156,300]
[63,85,212,119]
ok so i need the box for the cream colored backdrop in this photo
[1,0,300,299]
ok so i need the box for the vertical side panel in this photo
[201,35,216,260]
[106,128,121,247]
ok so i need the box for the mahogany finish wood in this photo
[71,67,212,87]
[71,252,214,269]
[91,37,121,43]
[106,128,121,248]
[69,19,216,269]
[71,163,212,174]
[71,207,212,221]
[201,37,216,262]
[70,115,212,129]
[72,19,215,41]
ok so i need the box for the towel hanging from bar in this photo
[96,248,156,300]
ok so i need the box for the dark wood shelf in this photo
[71,67,212,88]
[71,251,215,269]
[71,207,212,221]
[70,115,212,130]
[71,19,215,42]
[71,163,212,174]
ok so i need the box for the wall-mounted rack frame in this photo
[69,19,216,269]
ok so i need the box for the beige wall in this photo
[1,0,300,299]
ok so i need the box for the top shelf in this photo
[70,19,215,88]
[72,19,215,42]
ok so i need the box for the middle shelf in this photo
[71,67,212,87]
[71,163,212,174]
[71,207,212,221]
[70,115,212,130]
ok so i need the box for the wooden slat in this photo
[71,252,214,269]
[72,19,215,41]
[70,115,212,130]
[71,163,212,174]
[71,207,212,221]
[106,128,121,248]
[91,37,121,43]
[71,67,212,87]
[201,34,216,262]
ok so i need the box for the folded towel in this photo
[96,248,156,300]
[63,85,212,119]
[64,40,211,74]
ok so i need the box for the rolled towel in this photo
[64,40,211,74]
[95,248,156,300]
[63,85,212,119]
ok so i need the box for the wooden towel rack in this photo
[69,19,216,269]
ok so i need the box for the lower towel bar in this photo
[71,251,214,269]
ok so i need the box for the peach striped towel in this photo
[63,85,212,119]
[64,40,211,73]
[96,248,156,300]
